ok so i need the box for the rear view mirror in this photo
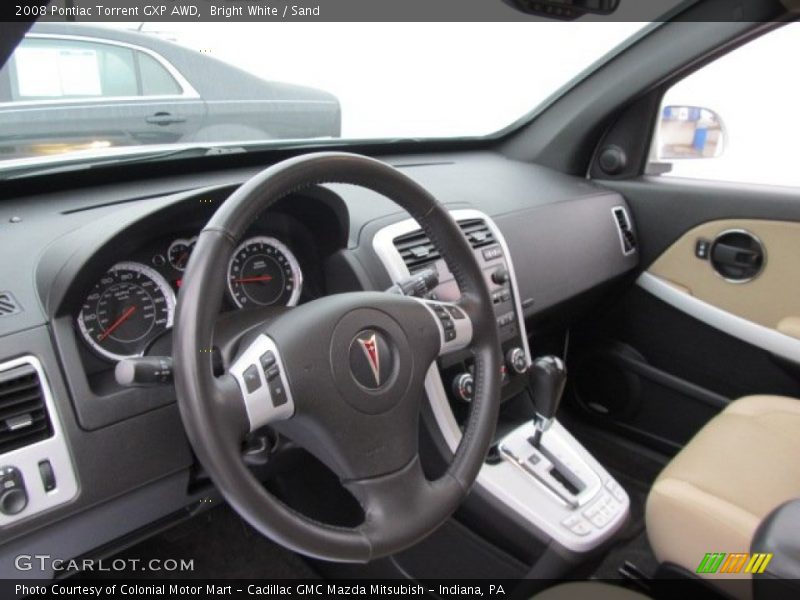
[657,105,726,160]
[504,0,621,19]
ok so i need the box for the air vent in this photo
[393,229,442,272]
[0,364,53,454]
[0,292,21,317]
[459,218,496,249]
[393,219,496,271]
[612,207,637,255]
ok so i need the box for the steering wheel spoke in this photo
[227,333,295,432]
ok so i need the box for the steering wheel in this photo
[173,152,502,562]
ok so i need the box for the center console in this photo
[373,209,629,555]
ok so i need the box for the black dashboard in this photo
[0,150,637,574]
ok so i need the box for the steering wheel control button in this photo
[38,460,56,492]
[259,350,276,372]
[243,365,262,393]
[269,379,288,407]
[446,305,465,320]
[230,335,295,430]
[259,351,276,370]
[0,466,27,516]
[418,300,473,354]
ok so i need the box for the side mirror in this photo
[656,106,726,160]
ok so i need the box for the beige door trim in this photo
[647,219,800,330]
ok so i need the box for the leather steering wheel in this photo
[173,152,502,562]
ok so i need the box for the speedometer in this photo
[227,236,303,308]
[77,262,175,361]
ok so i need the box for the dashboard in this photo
[0,150,636,575]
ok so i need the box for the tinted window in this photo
[138,52,182,96]
[12,38,137,99]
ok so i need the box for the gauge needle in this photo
[234,275,273,283]
[98,306,136,341]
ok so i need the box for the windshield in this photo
[0,21,646,165]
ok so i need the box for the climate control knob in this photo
[452,373,475,403]
[506,347,528,375]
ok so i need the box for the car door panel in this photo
[568,178,800,454]
[646,218,800,336]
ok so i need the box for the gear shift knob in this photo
[529,355,567,446]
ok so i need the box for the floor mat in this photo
[73,504,318,580]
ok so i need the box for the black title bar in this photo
[3,0,796,22]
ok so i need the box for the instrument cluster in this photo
[76,233,304,362]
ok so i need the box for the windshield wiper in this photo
[0,145,249,181]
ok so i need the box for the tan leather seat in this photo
[646,395,800,596]
[532,582,649,600]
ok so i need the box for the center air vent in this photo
[459,219,496,249]
[612,207,637,255]
[393,219,496,271]
[0,363,53,454]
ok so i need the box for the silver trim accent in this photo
[76,261,176,362]
[3,33,199,106]
[638,272,800,364]
[373,210,628,552]
[372,208,532,369]
[611,206,637,256]
[412,299,473,355]
[499,423,603,509]
[227,236,303,309]
[498,421,628,541]
[709,228,766,284]
[229,334,295,430]
[0,356,79,527]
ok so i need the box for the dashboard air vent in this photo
[0,292,21,317]
[0,364,53,454]
[393,229,442,272]
[612,207,637,255]
[458,219,496,249]
[393,219,496,271]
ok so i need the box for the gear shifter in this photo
[529,355,567,448]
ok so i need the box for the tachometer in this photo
[77,262,176,361]
[227,236,303,308]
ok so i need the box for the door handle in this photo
[145,112,186,126]
[711,242,760,267]
[710,230,764,282]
